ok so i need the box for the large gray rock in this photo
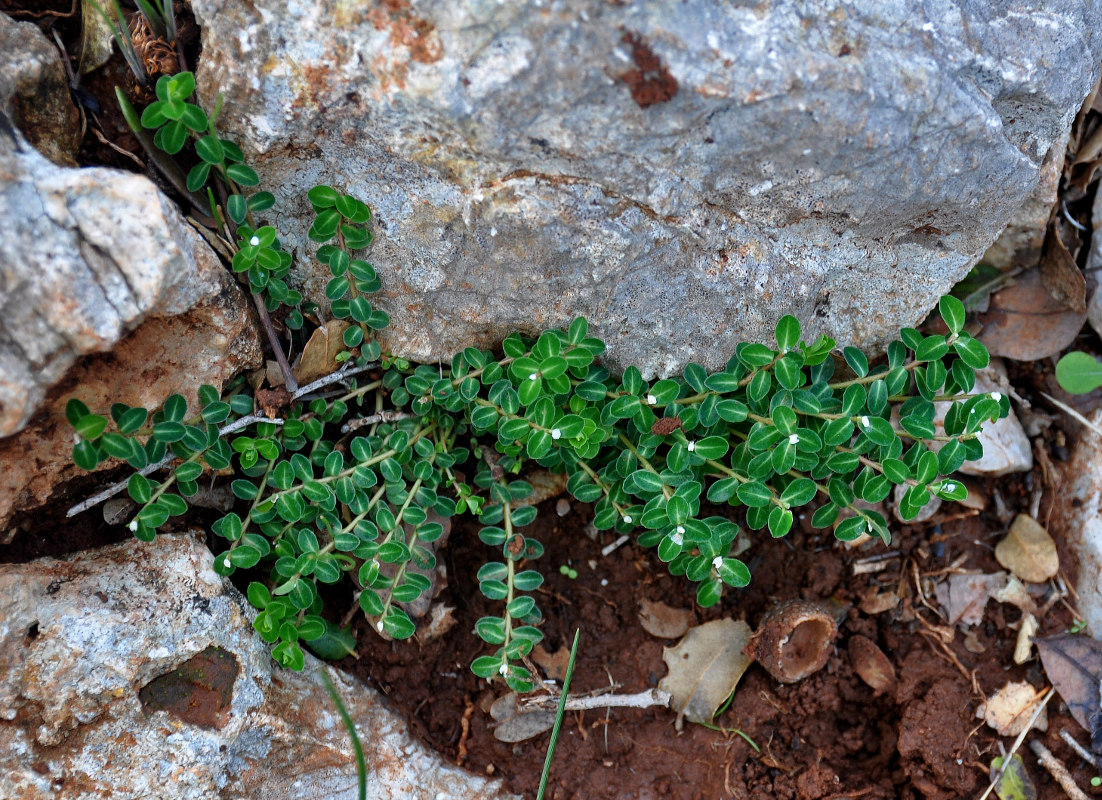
[0,532,517,800]
[0,12,81,166]
[0,130,262,525]
[194,0,1102,375]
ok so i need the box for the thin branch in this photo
[341,411,415,434]
[520,688,671,714]
[252,291,298,393]
[1031,740,1090,800]
[1058,730,1100,771]
[1041,392,1102,439]
[66,415,282,518]
[293,362,377,400]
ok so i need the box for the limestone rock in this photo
[0,129,262,525]
[0,12,81,166]
[193,0,1102,376]
[0,532,517,800]
[1051,410,1102,637]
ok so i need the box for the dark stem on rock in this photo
[251,291,298,393]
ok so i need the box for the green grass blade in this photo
[320,671,366,800]
[536,629,580,800]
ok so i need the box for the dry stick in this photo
[1041,392,1102,439]
[67,362,377,518]
[600,534,630,557]
[520,688,671,714]
[341,411,415,434]
[252,292,298,393]
[1031,740,1091,800]
[1058,729,1100,771]
[977,687,1056,800]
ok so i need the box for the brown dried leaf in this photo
[659,619,753,729]
[532,644,571,682]
[995,514,1059,584]
[977,268,1086,361]
[1040,224,1086,313]
[489,693,556,742]
[1035,634,1102,734]
[975,681,1049,736]
[415,604,456,643]
[848,635,896,695]
[293,320,350,385]
[858,589,900,616]
[651,416,683,436]
[638,598,693,639]
[934,572,1007,627]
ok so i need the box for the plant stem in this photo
[252,291,298,392]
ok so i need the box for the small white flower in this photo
[670,531,684,546]
[600,578,608,587]
[128,519,139,532]
[943,482,955,493]
[990,392,1002,401]
[646,394,658,405]
[676,525,685,535]
[860,415,870,428]
[788,433,799,445]
[551,428,561,440]
[498,663,510,676]
[686,440,696,452]
[223,557,232,569]
[970,408,976,414]
[622,515,633,524]
[249,235,260,247]
[528,373,538,381]
[377,621,385,632]
[712,556,724,570]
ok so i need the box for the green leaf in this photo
[227,194,247,225]
[939,295,966,335]
[195,134,225,164]
[226,163,260,187]
[1056,351,1102,394]
[158,120,188,153]
[74,414,108,440]
[780,478,816,508]
[308,185,339,209]
[186,162,212,192]
[737,482,772,507]
[65,398,91,427]
[775,315,801,351]
[843,346,868,377]
[152,421,186,442]
[128,473,152,503]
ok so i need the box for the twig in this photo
[252,292,298,393]
[1031,739,1090,800]
[978,687,1055,800]
[341,411,415,434]
[66,414,282,517]
[600,534,630,557]
[292,362,377,400]
[1041,392,1102,439]
[521,688,671,713]
[1059,729,1100,771]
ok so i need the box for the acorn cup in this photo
[744,599,838,684]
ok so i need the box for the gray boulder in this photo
[193,0,1102,375]
[0,532,517,800]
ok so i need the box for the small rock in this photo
[995,514,1060,584]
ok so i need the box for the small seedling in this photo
[558,564,579,580]
[1055,351,1102,395]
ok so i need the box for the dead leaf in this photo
[963,630,987,654]
[638,599,693,639]
[415,604,456,643]
[293,320,350,385]
[995,514,1059,584]
[995,576,1038,616]
[934,572,1007,627]
[659,619,753,730]
[513,470,569,508]
[990,753,1038,800]
[1014,613,1039,665]
[1035,634,1102,734]
[79,0,115,74]
[532,644,571,682]
[488,692,557,742]
[976,681,1049,736]
[1040,224,1087,313]
[977,267,1086,361]
[859,588,900,616]
[848,635,896,695]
